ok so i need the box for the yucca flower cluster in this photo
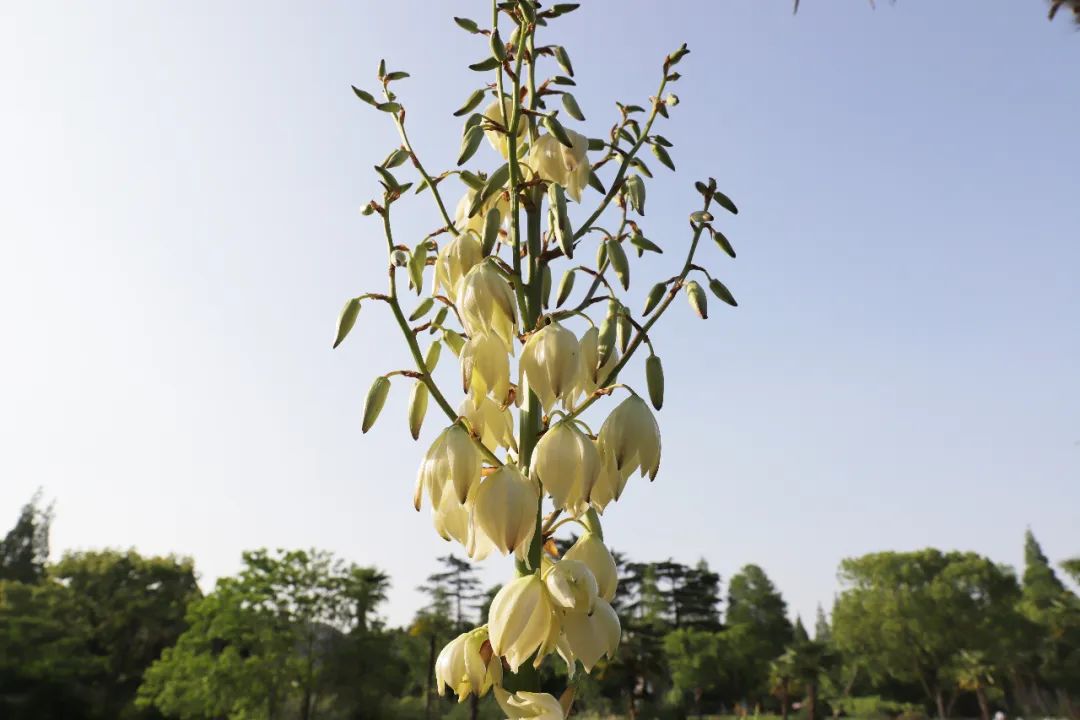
[335,2,740,715]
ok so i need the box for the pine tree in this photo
[0,490,53,584]
[420,554,482,629]
[814,604,831,643]
[726,564,794,704]
[1022,529,1066,612]
[414,554,482,720]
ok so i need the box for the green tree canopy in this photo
[137,548,392,720]
[725,563,794,704]
[832,549,1023,720]
[665,627,727,717]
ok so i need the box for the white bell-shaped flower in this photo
[482,98,527,159]
[587,448,622,514]
[460,331,511,403]
[596,395,661,485]
[430,487,494,562]
[415,425,483,509]
[435,626,502,701]
[544,558,599,613]
[561,598,620,672]
[459,392,517,452]
[458,261,517,350]
[435,230,483,301]
[471,465,539,557]
[530,421,599,515]
[562,531,618,603]
[519,322,580,413]
[494,688,566,720]
[526,130,590,202]
[488,573,561,673]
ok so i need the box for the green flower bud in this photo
[712,189,739,215]
[646,354,664,410]
[616,310,632,354]
[482,206,502,256]
[555,269,576,308]
[489,28,507,62]
[712,228,736,258]
[333,297,361,349]
[408,242,428,294]
[408,297,434,322]
[548,183,573,259]
[443,329,466,356]
[597,302,618,367]
[424,342,442,372]
[709,278,738,307]
[541,263,552,309]
[624,174,646,215]
[685,280,708,319]
[606,239,630,290]
[643,282,666,316]
[362,376,391,434]
[408,381,429,440]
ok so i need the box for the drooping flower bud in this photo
[415,425,483,509]
[434,229,483,301]
[460,331,511,403]
[596,302,619,368]
[482,98,527,159]
[562,531,618,603]
[596,395,661,485]
[645,354,664,411]
[458,262,518,350]
[488,573,561,672]
[362,376,391,434]
[519,322,581,412]
[471,465,539,557]
[435,626,502,702]
[408,380,429,440]
[530,421,600,515]
[544,559,599,613]
[494,688,567,720]
[460,393,516,452]
[561,598,620,672]
[526,130,590,202]
[685,279,708,319]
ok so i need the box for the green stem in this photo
[582,507,604,541]
[388,101,458,238]
[515,203,545,578]
[565,194,713,423]
[573,73,670,242]
[381,209,501,466]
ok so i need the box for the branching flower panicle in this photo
[337,0,740,702]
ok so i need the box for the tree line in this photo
[1,493,1076,720]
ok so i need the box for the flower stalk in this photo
[338,4,740,711]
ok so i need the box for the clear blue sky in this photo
[1,1,1077,628]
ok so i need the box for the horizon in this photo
[2,0,1078,631]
